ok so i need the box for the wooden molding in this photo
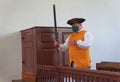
[22,72,36,82]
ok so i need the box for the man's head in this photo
[67,18,86,32]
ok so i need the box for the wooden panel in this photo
[21,29,34,73]
[36,28,58,66]
[37,49,57,65]
[40,32,55,49]
[22,72,36,82]
[40,32,55,43]
[22,29,33,42]
[23,46,34,72]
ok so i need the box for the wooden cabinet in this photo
[21,26,72,81]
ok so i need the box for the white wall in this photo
[0,0,120,82]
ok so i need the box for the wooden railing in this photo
[37,65,120,82]
[96,61,120,72]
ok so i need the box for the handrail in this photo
[96,61,120,72]
[37,65,120,82]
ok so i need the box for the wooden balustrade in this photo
[37,65,120,82]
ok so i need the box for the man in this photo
[54,18,93,69]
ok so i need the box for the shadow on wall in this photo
[0,31,22,82]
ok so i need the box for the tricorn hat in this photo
[67,18,85,25]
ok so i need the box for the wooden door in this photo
[21,29,35,73]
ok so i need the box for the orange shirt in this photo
[68,30,92,68]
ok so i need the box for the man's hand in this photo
[68,40,77,47]
[54,40,60,46]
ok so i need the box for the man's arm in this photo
[77,32,94,48]
[58,37,69,52]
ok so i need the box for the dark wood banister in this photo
[37,65,120,82]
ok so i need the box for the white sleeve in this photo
[58,37,69,52]
[77,32,94,48]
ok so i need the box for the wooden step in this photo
[12,79,24,82]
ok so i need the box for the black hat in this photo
[67,18,85,25]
